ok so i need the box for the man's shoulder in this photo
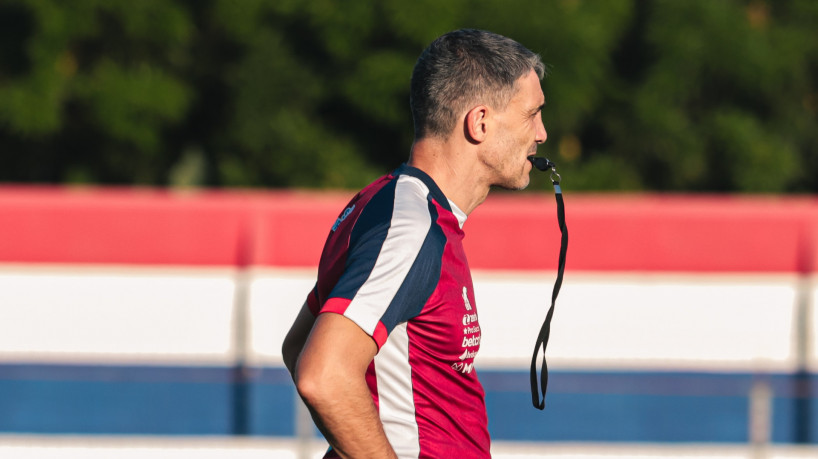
[354,170,435,220]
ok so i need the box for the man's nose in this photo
[536,118,547,144]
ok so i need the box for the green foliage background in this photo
[0,0,816,192]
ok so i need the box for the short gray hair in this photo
[410,29,545,139]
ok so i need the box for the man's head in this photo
[410,29,545,140]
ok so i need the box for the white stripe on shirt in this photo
[345,175,432,336]
[375,322,420,457]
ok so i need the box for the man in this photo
[282,29,547,458]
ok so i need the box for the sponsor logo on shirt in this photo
[451,361,474,373]
[462,312,478,325]
[459,349,478,360]
[452,286,479,375]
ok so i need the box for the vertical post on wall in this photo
[231,226,253,436]
[793,274,813,444]
[295,395,315,459]
[792,227,814,444]
[749,377,772,459]
[232,269,251,435]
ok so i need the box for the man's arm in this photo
[282,300,314,377]
[294,312,397,459]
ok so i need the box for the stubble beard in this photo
[497,173,530,191]
[492,144,535,191]
[488,160,531,191]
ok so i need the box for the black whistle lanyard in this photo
[528,156,568,410]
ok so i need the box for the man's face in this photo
[482,69,547,190]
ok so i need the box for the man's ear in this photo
[464,105,489,144]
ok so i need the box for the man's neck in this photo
[407,137,491,216]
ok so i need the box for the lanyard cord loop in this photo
[527,157,568,410]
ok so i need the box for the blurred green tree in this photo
[0,0,194,184]
[0,0,815,192]
[576,0,818,192]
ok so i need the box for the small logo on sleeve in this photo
[331,205,355,232]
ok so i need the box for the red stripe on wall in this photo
[1,187,816,273]
[0,187,244,266]
[466,194,817,273]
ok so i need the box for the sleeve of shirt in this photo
[319,176,446,349]
[305,283,320,316]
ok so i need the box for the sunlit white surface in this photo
[475,271,800,372]
[246,268,316,366]
[0,265,237,365]
[0,265,809,373]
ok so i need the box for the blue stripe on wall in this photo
[1,364,816,443]
[481,370,818,444]
[0,364,294,436]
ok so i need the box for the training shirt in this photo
[306,164,490,458]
